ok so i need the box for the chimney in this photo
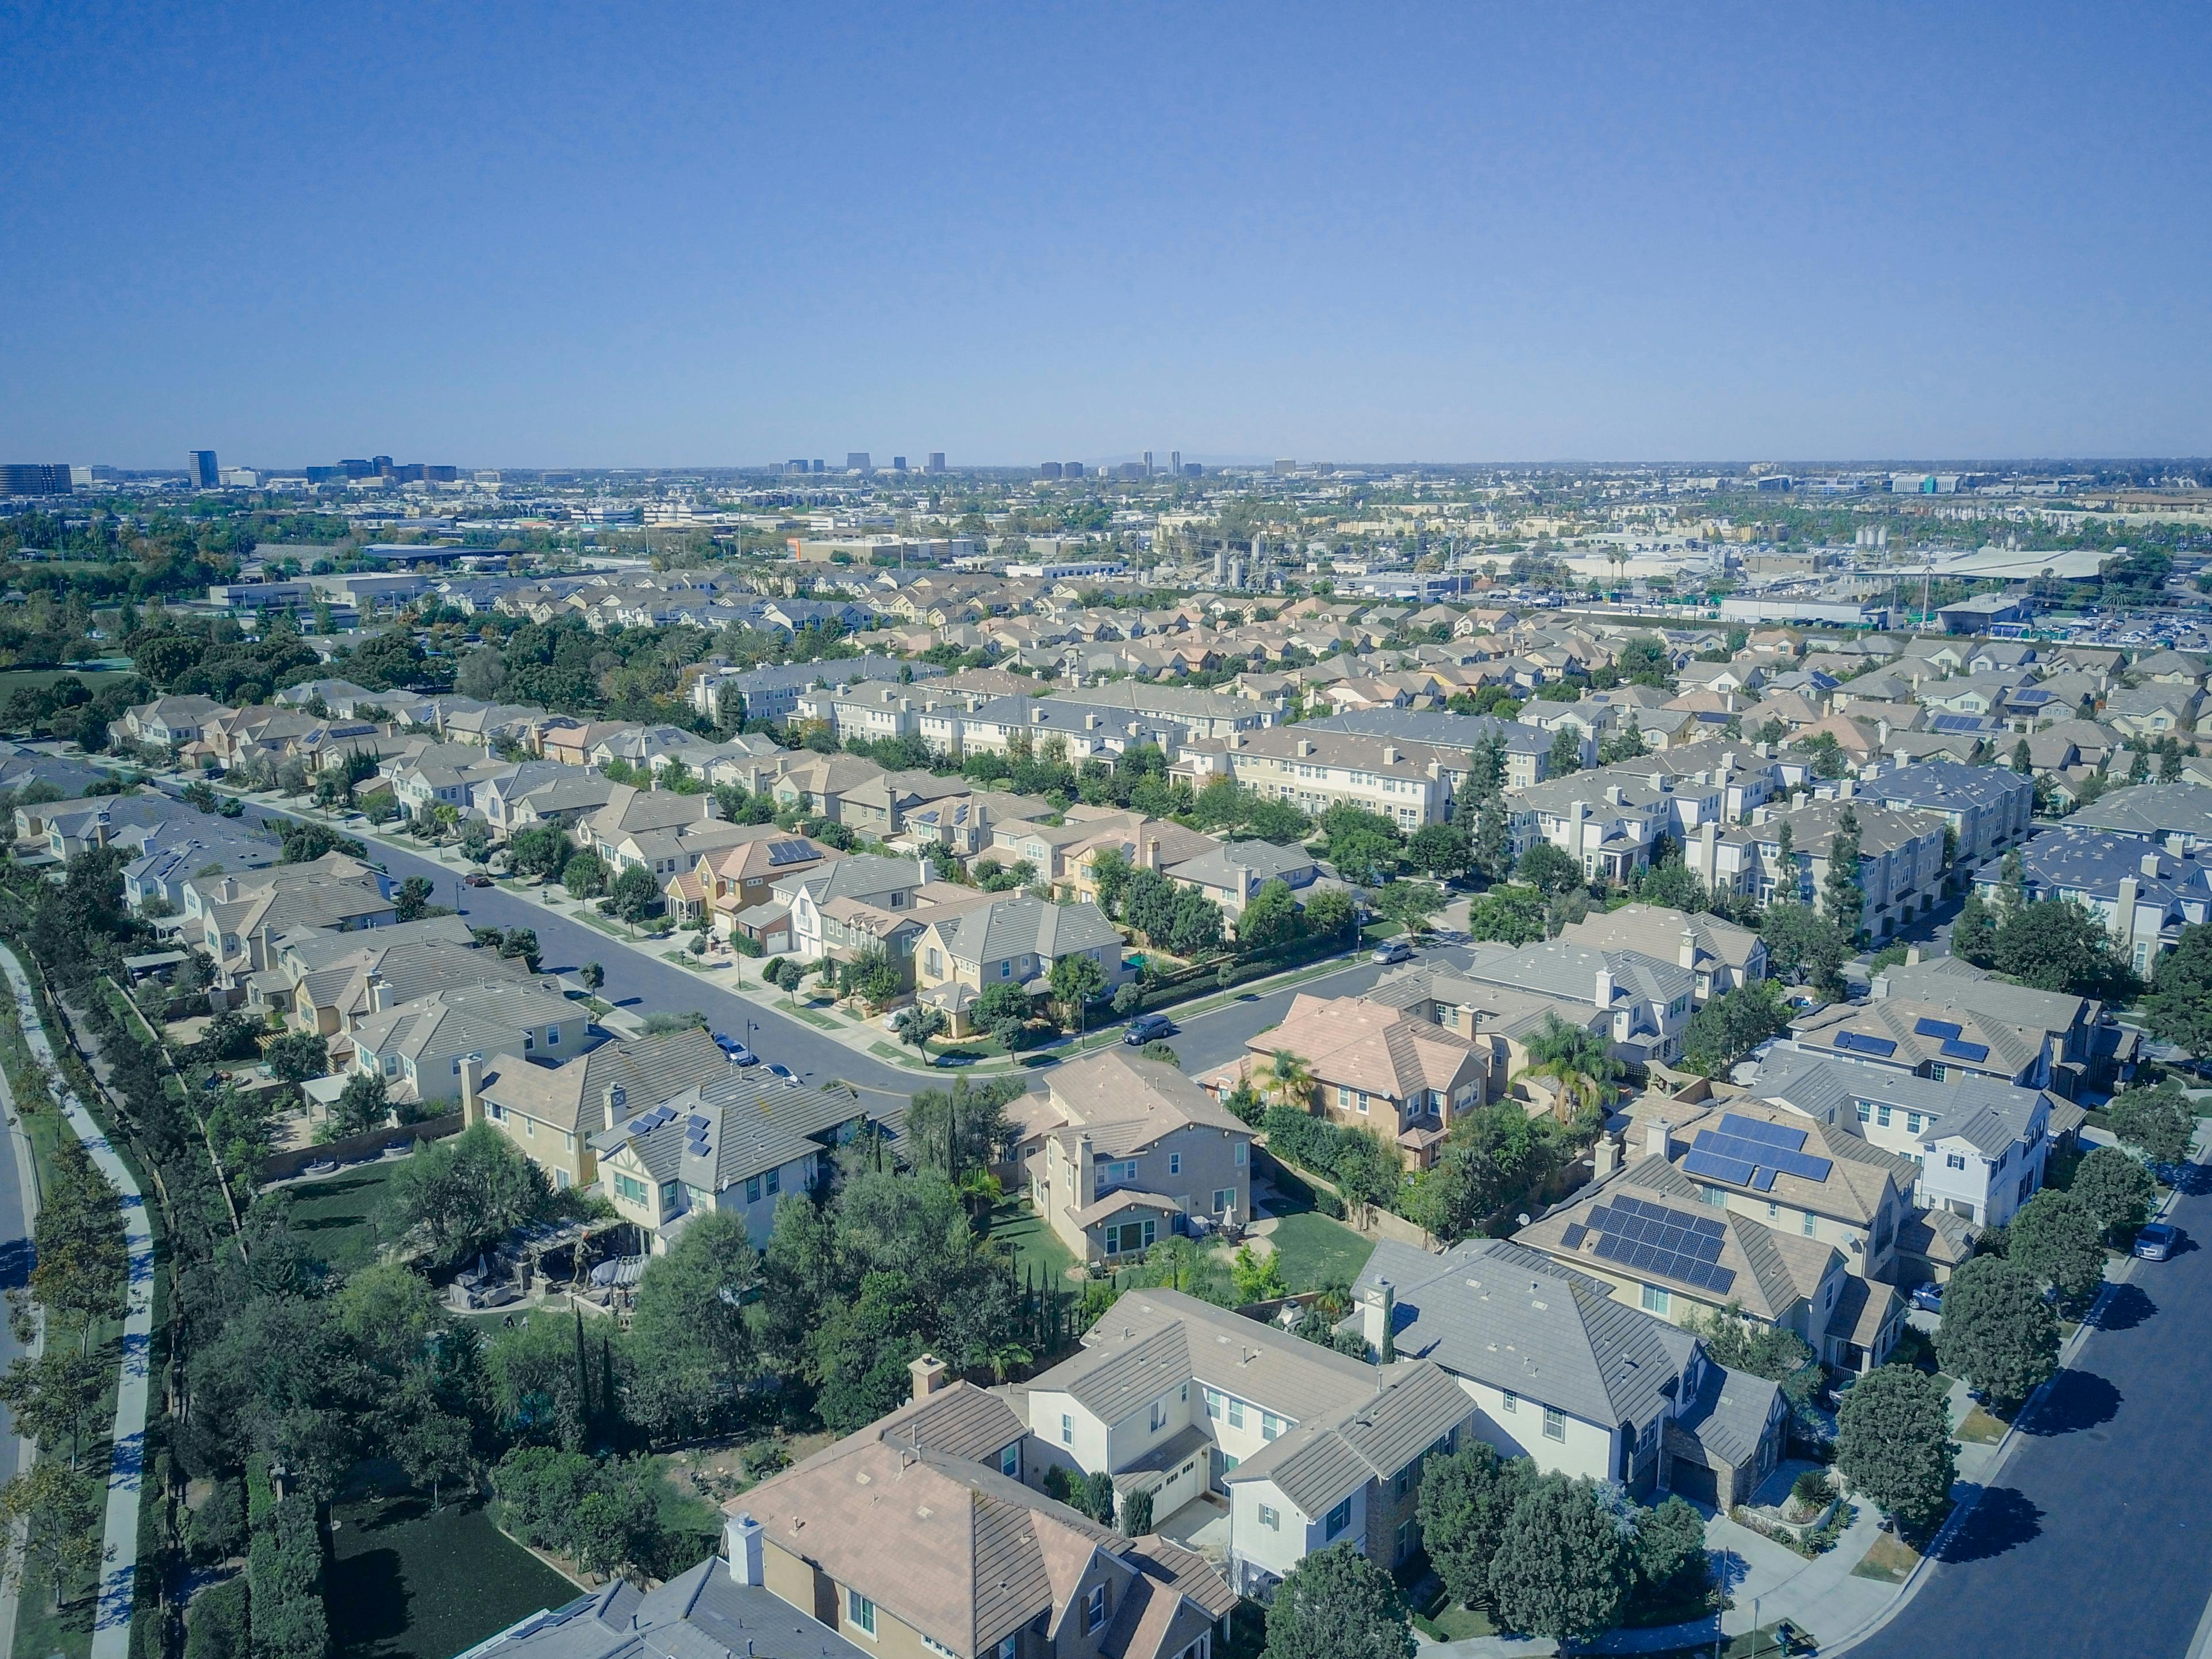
[603,1082,629,1131]
[1141,836,1160,873]
[1297,738,1314,757]
[1594,1135,1622,1180]
[459,1053,485,1126]
[1237,863,1254,904]
[1906,945,1922,966]
[218,876,239,902]
[2144,851,2163,879]
[1605,784,1625,806]
[909,1353,948,1401]
[1383,746,1400,765]
[1361,1280,1395,1360]
[1698,819,1717,881]
[366,974,390,1013]
[724,1512,764,1587]
[1646,1117,1672,1161]
[1838,778,1856,799]
[1030,706,1046,724]
[1679,928,1697,971]
[1594,966,1614,1009]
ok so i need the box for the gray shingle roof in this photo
[1223,1361,1472,1515]
[927,896,1119,966]
[589,1070,894,1190]
[464,1556,866,1659]
[1747,1049,2048,1157]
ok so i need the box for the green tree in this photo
[263,1030,329,1083]
[2142,923,2212,1058]
[2006,1189,2106,1305]
[974,982,1035,1048]
[1834,1364,1956,1531]
[383,1121,552,1269]
[1935,1254,2060,1410]
[1237,879,1301,954]
[2069,1145,2157,1236]
[332,1070,391,1136]
[1546,727,1583,778]
[1950,891,1999,968]
[1408,821,1472,881]
[609,862,661,927]
[1630,1496,1711,1602]
[1992,898,2137,999]
[1515,841,1585,896]
[1373,880,1446,936]
[1049,951,1108,1021]
[0,1345,107,1467]
[1320,804,1404,886]
[893,1004,948,1055]
[1680,980,1791,1078]
[1416,1444,1537,1610]
[1470,792,1512,884]
[393,874,435,922]
[563,851,608,897]
[1760,902,1850,1000]
[1487,1473,1631,1643]
[1821,808,1864,942]
[2106,1082,2196,1166]
[1086,846,1133,919]
[1466,883,1550,945]
[508,824,574,881]
[1264,1542,1415,1659]
[1511,1014,1620,1124]
[0,1460,103,1609]
[1303,886,1357,941]
[628,1209,760,1441]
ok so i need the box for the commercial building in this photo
[188,450,220,488]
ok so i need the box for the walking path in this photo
[0,944,156,1659]
[0,1031,44,1659]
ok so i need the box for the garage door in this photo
[1669,1458,1718,1507]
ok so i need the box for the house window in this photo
[1802,1210,1817,1236]
[1395,1519,1419,1564]
[1000,961,1012,978]
[1337,1085,1350,1109]
[1000,1442,1020,1479]
[1259,1504,1280,1531]
[746,1177,762,1204]
[1501,1391,1516,1413]
[1169,1153,1181,1176]
[1877,1104,1891,1127]
[1261,1411,1282,1441]
[1947,1153,1967,1170]
[1150,1400,1168,1433]
[1234,1143,1247,1166]
[1325,1499,1352,1539]
[997,1641,1016,1659]
[613,1173,648,1205]
[766,1168,779,1195]
[1641,1284,1670,1316]
[1907,1112,1923,1134]
[1228,1400,1245,1430]
[846,1591,875,1637]
[1855,1100,1872,1122]
[1061,1414,1074,1445]
[1212,1188,1237,1215]
[1085,1585,1107,1633]
[547,1025,559,1046]
[523,1031,534,1052]
[1543,1407,1566,1443]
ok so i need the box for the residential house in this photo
[1869,954,2128,1096]
[694,835,842,938]
[1303,708,1572,795]
[463,1026,734,1191]
[912,897,1127,1033]
[1454,940,1696,1067]
[1553,904,1766,1002]
[251,915,533,1048]
[1355,965,1610,1117]
[1014,1050,1254,1262]
[776,855,934,961]
[579,784,721,869]
[2067,782,2212,852]
[1161,841,1329,933]
[587,1070,898,1249]
[1203,992,1487,1169]
[185,855,401,992]
[1181,727,1449,832]
[1023,1288,1477,1596]
[1987,826,2212,977]
[107,694,235,754]
[2102,685,2200,739]
[1856,758,2033,870]
[349,978,589,1108]
[1347,1239,1787,1508]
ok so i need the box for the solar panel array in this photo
[765,840,817,866]
[1684,1114,1834,1192]
[1930,713,1990,734]
[1579,1195,1735,1295]
[1911,1017,1992,1063]
[631,1105,678,1135]
[1832,1030,1898,1058]
[684,1112,713,1158]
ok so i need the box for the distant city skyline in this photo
[4,1,2207,466]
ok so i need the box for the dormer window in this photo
[1085,1584,1107,1633]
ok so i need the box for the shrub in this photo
[1791,1468,1830,1508]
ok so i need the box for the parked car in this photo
[1124,1013,1176,1045]
[1371,941,1414,964]
[2134,1222,2179,1261]
[713,1033,758,1066]
[765,1062,798,1086]
[1909,1282,1944,1312]
[463,873,494,888]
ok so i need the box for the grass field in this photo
[282,1162,401,1272]
[1262,1209,1373,1293]
[325,1492,579,1659]
[0,667,133,697]
[986,1198,1081,1284]
[1852,1529,1922,1584]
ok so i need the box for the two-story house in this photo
[348,978,589,1108]
[911,896,1126,1034]
[1023,1289,1476,1597]
[1346,1238,1788,1510]
[1554,903,1766,1003]
[1013,1050,1254,1262]
[1454,940,1696,1068]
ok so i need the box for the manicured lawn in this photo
[283,1162,402,1272]
[326,1492,579,1659]
[1956,1404,2008,1444]
[1412,1603,1496,1641]
[987,1199,1080,1284]
[1261,1209,1373,1293]
[1852,1529,1922,1584]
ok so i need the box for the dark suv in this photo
[1124,1013,1176,1045]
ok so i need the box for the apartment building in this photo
[1980,827,2212,978]
[1853,758,2033,870]
[1349,1239,1788,1508]
[1014,1050,1254,1261]
[1047,680,1283,740]
[1506,744,1782,884]
[1302,708,1570,793]
[462,1026,734,1191]
[686,655,936,725]
[916,695,1182,765]
[1179,727,1448,831]
[792,683,934,745]
[1683,796,1948,943]
[1023,1289,1477,1596]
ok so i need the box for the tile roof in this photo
[465,1556,866,1659]
[479,1027,735,1138]
[1033,1051,1253,1158]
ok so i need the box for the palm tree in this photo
[1251,1049,1314,1112]
[1510,1014,1622,1126]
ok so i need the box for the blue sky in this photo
[4,1,2207,468]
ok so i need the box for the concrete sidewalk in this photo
[0,944,155,1659]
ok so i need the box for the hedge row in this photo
[245,1458,328,1659]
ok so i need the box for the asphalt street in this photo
[1853,1162,2212,1659]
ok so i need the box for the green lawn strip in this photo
[1955,1404,2008,1444]
[984,1199,1080,1285]
[1851,1529,1922,1583]
[1411,1603,1496,1642]
[1259,1210,1374,1293]
[325,1491,580,1659]
[787,1007,842,1031]
[282,1162,403,1273]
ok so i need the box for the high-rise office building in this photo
[925,452,946,473]
[341,458,375,478]
[188,450,220,488]
[811,459,825,473]
[1170,450,1182,474]
[372,455,394,477]
[1040,462,1063,480]
[1142,451,1154,475]
[891,455,907,471]
[0,464,74,496]
[1064,461,1085,478]
[786,459,809,475]
[845,452,871,473]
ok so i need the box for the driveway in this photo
[1849,1162,2212,1658]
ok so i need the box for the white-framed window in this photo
[1261,1411,1282,1441]
[1234,1142,1246,1166]
[1085,1584,1107,1633]
[1947,1153,1967,1170]
[1543,1407,1566,1443]
[1501,1390,1517,1413]
[1802,1210,1817,1236]
[1641,1284,1670,1316]
[1228,1399,1245,1430]
[1000,1442,1020,1478]
[1061,1414,1073,1445]
[846,1589,876,1638]
[1150,1399,1168,1432]
[1204,1388,1223,1420]
[547,1024,559,1046]
[1325,1497,1352,1539]
[1169,1153,1181,1176]
[1259,1504,1280,1531]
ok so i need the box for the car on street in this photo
[1909,1282,1944,1312]
[463,873,494,888]
[713,1033,758,1066]
[765,1062,798,1085]
[1371,941,1414,964]
[1124,1013,1176,1044]
[2134,1221,2179,1261]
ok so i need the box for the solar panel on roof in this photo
[1561,1224,1588,1250]
[1630,1243,1657,1270]
[1834,1030,1899,1058]
[1587,1206,1612,1231]
[1719,1114,1810,1153]
[1684,1147,1758,1185]
[1913,1017,1963,1040]
[1941,1038,1991,1063]
[1595,1233,1630,1264]
[765,840,817,866]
